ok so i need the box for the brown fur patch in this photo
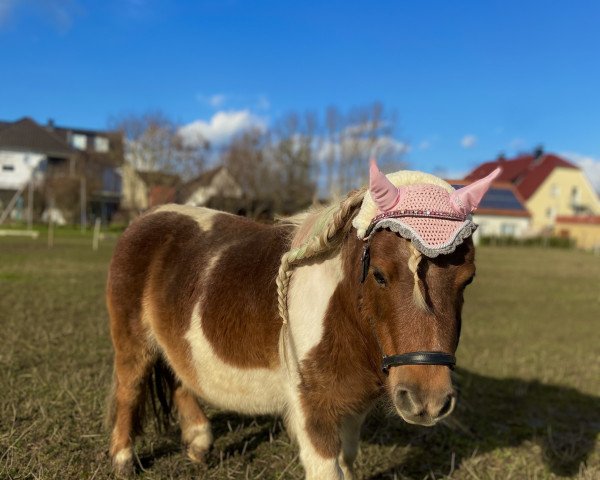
[108,208,292,383]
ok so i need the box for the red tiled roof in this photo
[465,153,578,200]
[149,185,177,207]
[556,215,600,225]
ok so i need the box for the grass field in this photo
[0,232,599,479]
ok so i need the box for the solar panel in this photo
[451,185,526,211]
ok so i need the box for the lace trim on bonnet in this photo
[370,219,477,258]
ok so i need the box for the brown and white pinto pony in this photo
[106,186,477,478]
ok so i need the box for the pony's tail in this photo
[105,356,177,436]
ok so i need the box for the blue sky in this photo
[1,0,599,186]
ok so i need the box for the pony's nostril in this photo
[437,393,454,417]
[395,387,416,413]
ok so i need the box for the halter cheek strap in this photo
[361,240,457,375]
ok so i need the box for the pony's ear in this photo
[369,157,402,211]
[450,167,502,214]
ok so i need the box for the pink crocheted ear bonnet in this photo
[358,159,501,257]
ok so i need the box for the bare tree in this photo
[335,102,406,195]
[268,112,318,213]
[221,128,273,217]
[325,106,340,197]
[109,111,209,179]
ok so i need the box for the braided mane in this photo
[276,188,367,325]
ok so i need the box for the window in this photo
[500,223,516,236]
[71,133,88,150]
[94,136,110,152]
[550,184,560,198]
[546,207,556,220]
[2,164,15,171]
[571,186,581,204]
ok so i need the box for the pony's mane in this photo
[276,188,367,325]
[276,171,454,324]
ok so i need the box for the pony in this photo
[106,160,500,479]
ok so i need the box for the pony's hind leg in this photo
[173,385,212,462]
[108,329,156,476]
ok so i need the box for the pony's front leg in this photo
[338,413,366,480]
[287,401,344,480]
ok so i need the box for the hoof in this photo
[186,442,209,463]
[183,424,212,464]
[112,449,134,477]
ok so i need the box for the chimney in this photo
[47,118,55,129]
[533,145,544,160]
[496,152,506,163]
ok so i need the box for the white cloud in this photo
[179,110,265,147]
[418,140,431,150]
[445,168,468,180]
[0,0,15,25]
[460,134,477,149]
[207,94,226,107]
[561,152,600,193]
[196,93,228,108]
[509,138,526,150]
[0,0,79,31]
[256,94,270,110]
[316,136,409,163]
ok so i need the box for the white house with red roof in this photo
[465,148,600,233]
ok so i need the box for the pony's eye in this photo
[463,275,475,288]
[373,269,387,286]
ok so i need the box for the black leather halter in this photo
[360,241,457,375]
[382,351,456,374]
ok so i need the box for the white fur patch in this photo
[113,448,132,465]
[184,302,287,415]
[284,386,344,480]
[152,204,223,232]
[287,252,344,364]
[353,170,455,239]
[184,423,213,451]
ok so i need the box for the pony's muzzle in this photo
[393,384,456,426]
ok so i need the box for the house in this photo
[119,163,149,213]
[120,167,181,215]
[555,216,600,251]
[0,118,74,216]
[138,171,180,208]
[0,117,124,224]
[465,148,600,233]
[178,166,244,213]
[449,180,531,243]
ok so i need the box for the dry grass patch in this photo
[0,237,598,479]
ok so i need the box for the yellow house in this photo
[119,163,148,213]
[555,216,600,251]
[526,167,600,231]
[466,149,600,234]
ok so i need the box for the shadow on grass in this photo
[364,368,600,478]
[135,412,281,472]
[132,369,599,477]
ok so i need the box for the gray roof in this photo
[0,117,73,157]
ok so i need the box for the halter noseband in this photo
[360,239,457,375]
[381,351,456,374]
